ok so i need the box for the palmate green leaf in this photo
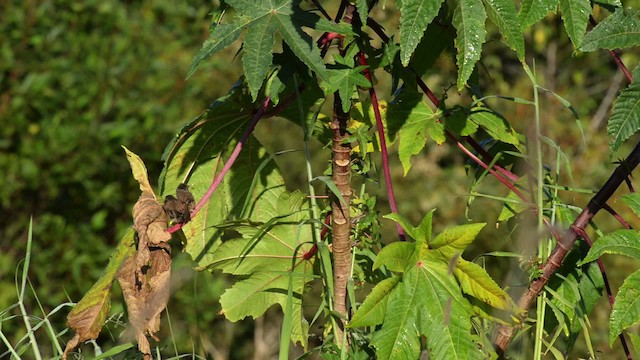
[356,0,369,26]
[518,0,558,29]
[607,66,640,155]
[482,0,525,60]
[454,258,517,311]
[159,86,285,268]
[559,0,590,47]
[349,275,401,327]
[324,66,371,113]
[398,0,446,66]
[580,229,640,264]
[622,193,640,217]
[579,9,640,52]
[611,269,640,345]
[190,0,337,97]
[429,223,486,258]
[371,259,483,360]
[386,92,444,175]
[452,0,487,90]
[209,191,314,348]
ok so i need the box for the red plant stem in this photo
[494,141,640,355]
[357,52,405,240]
[571,225,632,360]
[603,203,632,229]
[167,96,271,234]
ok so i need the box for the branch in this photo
[494,141,640,354]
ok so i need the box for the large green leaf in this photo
[210,191,314,347]
[454,258,517,311]
[371,259,483,359]
[349,275,401,327]
[386,92,444,175]
[518,0,558,29]
[482,0,525,60]
[579,9,640,52]
[452,0,487,90]
[607,66,640,155]
[580,229,640,264]
[159,86,285,269]
[398,0,446,66]
[611,270,640,345]
[559,0,591,47]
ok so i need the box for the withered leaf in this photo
[117,242,172,359]
[63,229,136,360]
[163,183,195,224]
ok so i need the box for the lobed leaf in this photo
[452,0,487,90]
[580,9,640,52]
[386,92,444,175]
[187,23,245,79]
[610,270,640,345]
[349,275,401,327]
[580,229,640,264]
[210,191,314,348]
[482,0,525,60]
[398,0,446,66]
[559,0,591,48]
[159,86,285,268]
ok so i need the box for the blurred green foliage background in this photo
[2,0,640,358]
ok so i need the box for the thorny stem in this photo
[167,97,271,234]
[495,25,637,356]
[357,52,406,240]
[494,141,640,355]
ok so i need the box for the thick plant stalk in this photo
[494,141,640,355]
[331,97,352,344]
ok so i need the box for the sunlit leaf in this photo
[580,230,640,264]
[386,92,444,175]
[454,258,517,311]
[452,0,487,90]
[483,0,525,60]
[210,191,314,348]
[518,0,558,29]
[559,0,590,47]
[622,193,640,218]
[398,0,446,66]
[373,241,415,272]
[429,223,486,258]
[349,275,401,327]
[580,9,640,52]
